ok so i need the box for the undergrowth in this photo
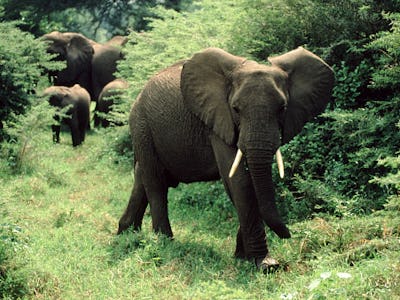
[0,127,399,299]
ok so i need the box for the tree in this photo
[0,0,192,40]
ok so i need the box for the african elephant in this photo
[118,47,334,271]
[43,84,90,147]
[42,31,123,103]
[94,79,128,127]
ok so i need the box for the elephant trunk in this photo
[246,147,291,239]
[233,106,290,238]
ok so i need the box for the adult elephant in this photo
[43,84,90,147]
[42,31,123,103]
[94,79,128,127]
[118,47,334,271]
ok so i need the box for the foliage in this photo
[228,0,394,58]
[118,0,242,98]
[331,60,371,109]
[0,20,61,141]
[0,0,192,40]
[228,0,307,58]
[369,13,400,92]
[371,154,400,212]
[270,5,400,220]
[0,224,29,299]
[1,100,55,174]
[365,13,400,212]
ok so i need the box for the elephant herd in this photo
[41,31,128,146]
[41,32,335,272]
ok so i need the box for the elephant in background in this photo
[118,47,334,271]
[43,84,90,147]
[94,79,128,128]
[42,31,123,104]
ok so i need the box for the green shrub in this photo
[175,182,232,212]
[274,10,400,221]
[0,224,29,299]
[0,20,61,141]
[1,100,55,174]
[277,94,400,220]
[97,126,133,168]
[117,0,244,120]
[332,61,371,109]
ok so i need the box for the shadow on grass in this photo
[105,229,249,276]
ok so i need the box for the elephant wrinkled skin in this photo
[118,47,334,271]
[43,84,90,147]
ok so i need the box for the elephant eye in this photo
[278,103,287,118]
[231,101,240,114]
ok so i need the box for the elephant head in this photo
[181,47,334,238]
[42,31,94,94]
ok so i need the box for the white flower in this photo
[337,272,352,279]
[308,279,321,291]
[320,272,332,280]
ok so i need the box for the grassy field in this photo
[1,128,399,299]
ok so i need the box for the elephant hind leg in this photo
[143,172,173,238]
[118,162,148,234]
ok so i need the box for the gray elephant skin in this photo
[94,79,128,128]
[42,31,123,104]
[118,47,334,271]
[43,84,90,147]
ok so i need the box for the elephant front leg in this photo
[69,117,82,147]
[210,135,279,271]
[52,114,61,143]
[52,124,60,143]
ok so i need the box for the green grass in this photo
[1,128,399,299]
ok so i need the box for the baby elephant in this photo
[94,79,128,128]
[43,84,91,147]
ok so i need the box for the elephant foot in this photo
[117,221,134,235]
[255,254,280,274]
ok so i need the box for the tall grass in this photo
[0,127,399,299]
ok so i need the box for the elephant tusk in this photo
[276,148,284,179]
[229,149,243,178]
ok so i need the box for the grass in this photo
[1,127,399,299]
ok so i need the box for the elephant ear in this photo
[181,48,245,146]
[269,47,335,144]
[64,34,94,80]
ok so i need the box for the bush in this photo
[1,100,55,174]
[0,20,61,141]
[0,224,30,299]
[272,8,400,221]
[117,0,244,110]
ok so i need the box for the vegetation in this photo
[1,0,399,299]
[1,129,399,299]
